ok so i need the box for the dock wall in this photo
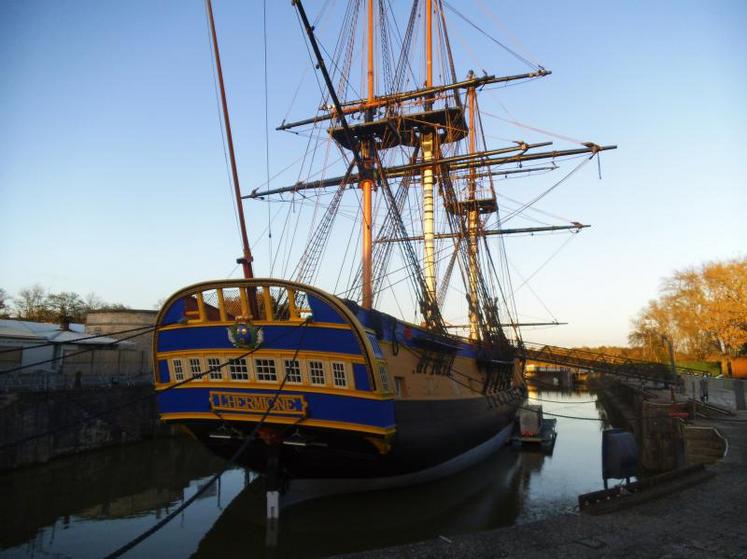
[0,385,170,472]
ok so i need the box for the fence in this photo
[0,348,152,392]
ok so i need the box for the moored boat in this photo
[151,0,613,493]
[154,278,523,483]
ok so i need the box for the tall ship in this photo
[151,0,614,492]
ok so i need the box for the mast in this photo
[282,0,616,332]
[205,0,255,281]
[466,74,479,340]
[361,0,375,309]
[422,0,437,306]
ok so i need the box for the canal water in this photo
[0,388,611,558]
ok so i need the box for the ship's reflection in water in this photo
[0,389,608,559]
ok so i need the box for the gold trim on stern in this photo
[160,412,396,436]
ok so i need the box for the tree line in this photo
[628,257,747,366]
[0,285,129,323]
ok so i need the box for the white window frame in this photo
[172,359,184,382]
[378,364,391,393]
[228,357,250,381]
[308,360,326,386]
[207,356,223,381]
[283,359,303,384]
[188,357,202,381]
[254,358,278,383]
[331,361,348,388]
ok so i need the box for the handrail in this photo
[519,341,702,385]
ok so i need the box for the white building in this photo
[0,319,144,390]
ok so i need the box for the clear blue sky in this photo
[1,1,745,347]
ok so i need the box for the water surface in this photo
[1,388,611,558]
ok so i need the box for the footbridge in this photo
[520,342,702,385]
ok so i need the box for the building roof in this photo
[0,319,124,346]
[86,309,157,315]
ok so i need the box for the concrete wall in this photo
[86,309,157,373]
[0,385,169,472]
[0,338,56,373]
[0,348,152,392]
[680,374,746,412]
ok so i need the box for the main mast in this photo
[361,0,375,309]
[422,0,437,306]
[282,0,616,333]
[466,75,479,341]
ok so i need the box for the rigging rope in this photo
[0,324,154,354]
[482,109,586,146]
[512,233,577,294]
[474,0,545,70]
[203,0,243,251]
[501,156,593,224]
[375,151,446,330]
[442,1,541,71]
[0,327,156,376]
[0,320,311,452]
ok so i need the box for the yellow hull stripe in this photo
[153,382,391,401]
[155,348,366,364]
[160,412,396,436]
[158,320,352,331]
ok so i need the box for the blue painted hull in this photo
[152,279,523,481]
[184,392,520,479]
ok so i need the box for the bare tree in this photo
[0,288,9,318]
[46,291,86,322]
[13,284,49,321]
[84,292,105,311]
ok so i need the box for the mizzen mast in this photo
[205,0,255,280]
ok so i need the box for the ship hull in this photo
[172,394,518,480]
[152,279,524,487]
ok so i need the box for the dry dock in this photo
[337,411,747,559]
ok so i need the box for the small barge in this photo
[510,405,557,453]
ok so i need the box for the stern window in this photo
[207,357,223,381]
[284,359,302,384]
[188,357,202,380]
[229,358,250,381]
[332,362,348,388]
[255,358,278,382]
[309,360,326,385]
[172,359,184,382]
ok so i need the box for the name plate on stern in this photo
[209,391,307,417]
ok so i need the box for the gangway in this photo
[520,341,703,385]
